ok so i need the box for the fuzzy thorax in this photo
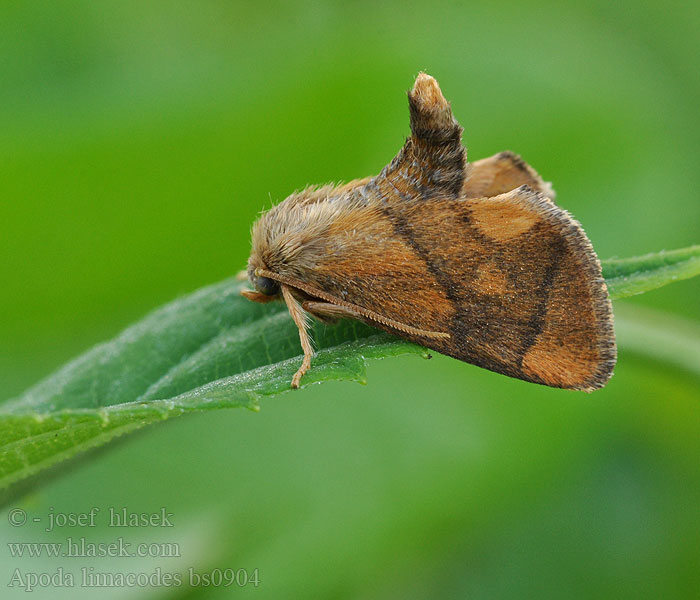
[248,185,382,286]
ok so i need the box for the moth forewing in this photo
[243,72,616,390]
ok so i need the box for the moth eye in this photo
[255,276,279,296]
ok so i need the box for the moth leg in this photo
[281,284,314,389]
[241,289,278,303]
[302,301,362,324]
[463,151,556,200]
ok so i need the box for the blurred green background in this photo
[1,1,699,598]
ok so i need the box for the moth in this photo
[242,73,616,391]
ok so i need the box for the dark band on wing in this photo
[518,237,566,364]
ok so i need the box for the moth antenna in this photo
[261,269,450,341]
[281,284,315,388]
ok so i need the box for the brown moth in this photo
[242,73,616,391]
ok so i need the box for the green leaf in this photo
[613,305,700,378]
[0,279,425,489]
[602,245,700,299]
[0,246,698,491]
